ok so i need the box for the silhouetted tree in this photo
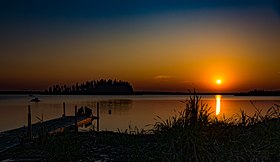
[44,79,133,95]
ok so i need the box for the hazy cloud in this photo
[154,75,172,79]
[180,81,194,83]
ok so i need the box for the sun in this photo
[216,79,222,85]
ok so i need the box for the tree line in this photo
[44,79,133,95]
[238,89,280,96]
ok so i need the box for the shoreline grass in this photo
[1,93,279,161]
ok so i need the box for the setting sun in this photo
[216,79,222,85]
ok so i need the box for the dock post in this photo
[97,103,99,132]
[27,105,32,141]
[75,105,78,133]
[62,102,66,117]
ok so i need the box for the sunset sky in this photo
[0,0,280,92]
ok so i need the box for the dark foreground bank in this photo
[1,119,279,162]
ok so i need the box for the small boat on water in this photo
[30,97,40,102]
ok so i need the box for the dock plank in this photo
[0,116,94,153]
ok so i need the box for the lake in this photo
[0,94,280,132]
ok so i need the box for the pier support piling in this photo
[27,105,32,141]
[62,102,65,117]
[75,105,78,133]
[97,103,99,132]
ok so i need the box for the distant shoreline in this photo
[1,90,280,96]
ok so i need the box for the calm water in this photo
[0,95,280,132]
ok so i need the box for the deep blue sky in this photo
[1,0,279,22]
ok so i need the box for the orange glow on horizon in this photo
[1,7,280,91]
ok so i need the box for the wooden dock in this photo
[0,103,100,153]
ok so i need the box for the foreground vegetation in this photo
[1,94,280,161]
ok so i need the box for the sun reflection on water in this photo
[215,95,221,115]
